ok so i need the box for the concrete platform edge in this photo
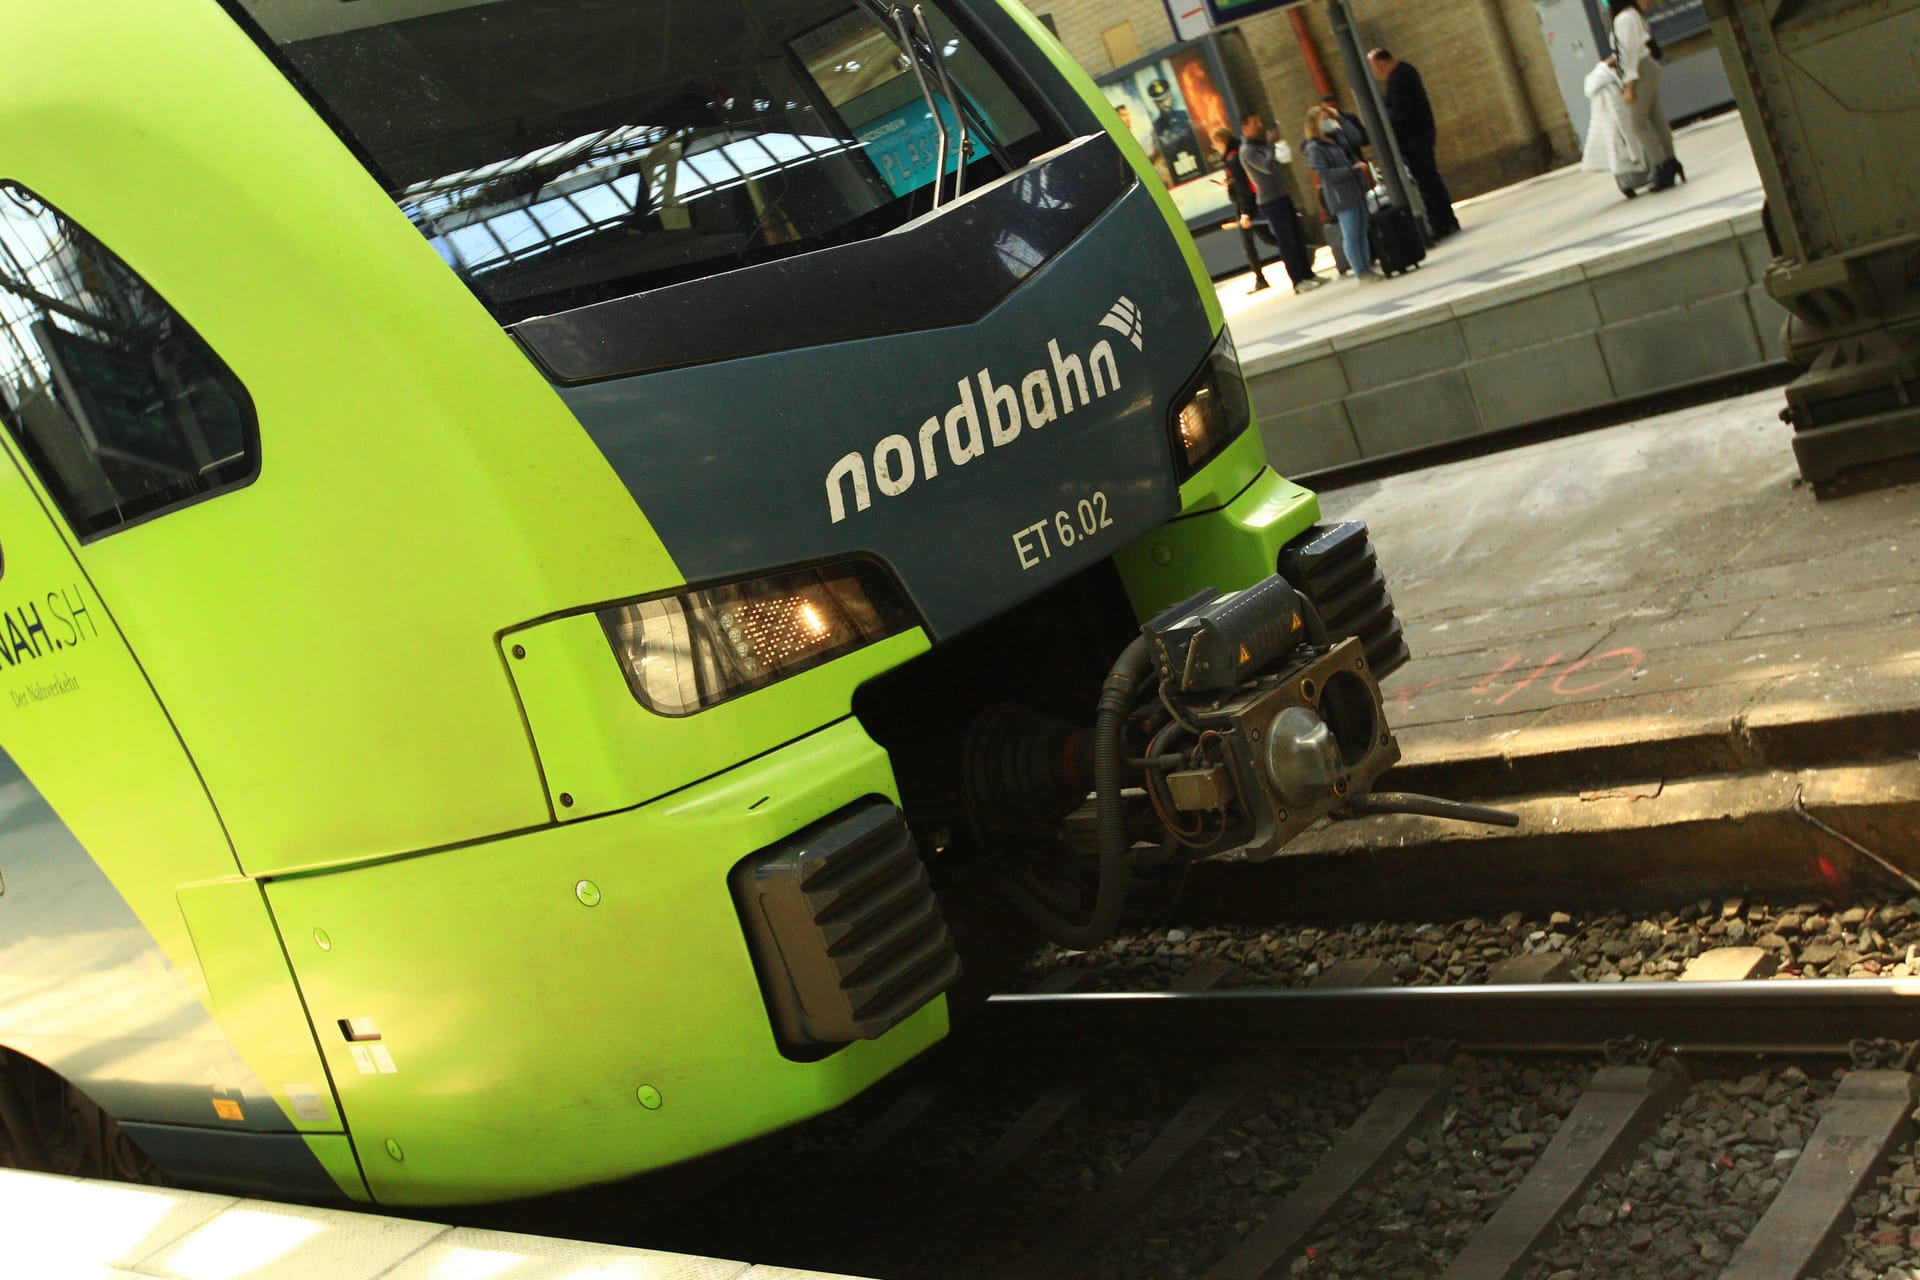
[0,1167,870,1280]
[1183,759,1920,924]
[1246,207,1785,474]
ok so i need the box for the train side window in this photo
[0,183,258,539]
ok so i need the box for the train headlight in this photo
[599,561,915,716]
[1170,327,1252,480]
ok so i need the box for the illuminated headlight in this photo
[599,561,915,716]
[1170,327,1253,480]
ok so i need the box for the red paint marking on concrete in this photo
[1396,649,1654,710]
[1472,653,1524,693]
[1495,652,1565,706]
[1550,647,1646,697]
[1395,677,1450,709]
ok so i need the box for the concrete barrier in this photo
[1247,209,1789,473]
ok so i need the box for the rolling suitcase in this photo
[1369,200,1425,276]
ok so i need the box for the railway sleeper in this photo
[1719,1067,1919,1280]
[1438,1059,1690,1280]
[1203,1062,1456,1280]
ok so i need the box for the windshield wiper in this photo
[907,5,971,201]
[855,1,1010,209]
[889,4,954,208]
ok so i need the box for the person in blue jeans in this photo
[1304,104,1377,284]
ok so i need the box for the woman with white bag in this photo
[1581,56,1650,198]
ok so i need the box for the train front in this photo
[213,0,1460,1203]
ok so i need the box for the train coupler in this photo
[975,570,1513,946]
[1136,575,1514,856]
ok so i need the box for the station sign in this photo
[1163,0,1311,41]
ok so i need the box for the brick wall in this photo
[1027,0,1179,74]
[1020,0,1579,201]
[1334,0,1580,193]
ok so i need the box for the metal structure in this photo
[1705,0,1920,483]
[627,971,1920,1280]
[0,0,1510,1207]
[1164,0,1424,224]
[982,978,1920,1056]
[1326,0,1422,228]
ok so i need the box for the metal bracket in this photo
[1849,1037,1920,1071]
[1402,1035,1458,1064]
[1602,1034,1670,1066]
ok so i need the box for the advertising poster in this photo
[1098,44,1236,225]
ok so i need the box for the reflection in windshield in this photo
[0,186,254,537]
[240,0,1054,322]
[0,189,127,420]
[406,126,868,278]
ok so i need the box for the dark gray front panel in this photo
[119,1124,344,1201]
[0,747,284,1132]
[514,134,1135,383]
[561,186,1211,638]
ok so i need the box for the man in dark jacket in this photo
[1212,126,1277,292]
[1237,114,1324,293]
[1367,47,1460,237]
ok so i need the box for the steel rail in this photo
[979,978,1920,1057]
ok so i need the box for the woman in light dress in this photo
[1581,56,1649,197]
[1609,0,1684,190]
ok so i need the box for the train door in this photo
[0,183,361,1198]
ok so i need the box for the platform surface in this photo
[1317,385,1920,807]
[0,1168,866,1280]
[1217,111,1764,363]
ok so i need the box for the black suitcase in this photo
[1321,220,1350,275]
[1369,201,1425,276]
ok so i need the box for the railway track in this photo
[580,961,1920,1280]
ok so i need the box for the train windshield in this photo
[236,0,1063,324]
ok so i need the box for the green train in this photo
[0,0,1444,1206]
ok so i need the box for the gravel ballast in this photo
[1523,1064,1837,1279]
[1019,896,1920,992]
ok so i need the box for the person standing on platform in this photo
[1582,55,1650,196]
[1366,48,1460,238]
[1238,114,1324,294]
[1212,126,1277,293]
[1305,104,1377,284]
[1320,93,1368,149]
[1609,0,1684,190]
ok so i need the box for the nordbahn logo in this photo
[1099,296,1144,351]
[825,297,1145,524]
